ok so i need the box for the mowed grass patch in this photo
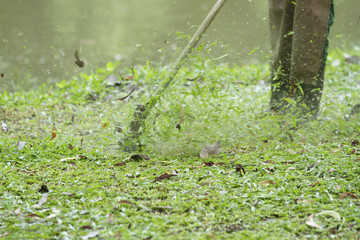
[1,49,360,239]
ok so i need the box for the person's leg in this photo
[297,0,335,118]
[269,0,334,118]
[268,0,296,112]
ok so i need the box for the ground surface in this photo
[1,49,360,239]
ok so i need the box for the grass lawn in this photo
[1,48,360,239]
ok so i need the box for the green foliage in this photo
[0,48,360,239]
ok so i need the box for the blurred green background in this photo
[0,0,359,92]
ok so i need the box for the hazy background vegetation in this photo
[0,0,359,92]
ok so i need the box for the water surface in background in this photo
[0,0,359,92]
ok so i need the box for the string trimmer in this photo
[121,0,228,152]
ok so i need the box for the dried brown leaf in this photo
[350,148,357,154]
[306,161,319,170]
[153,173,177,182]
[80,225,93,230]
[68,143,74,151]
[114,162,126,167]
[151,206,173,213]
[310,181,320,187]
[74,50,85,68]
[235,164,246,175]
[118,200,138,208]
[115,125,123,133]
[265,167,275,173]
[124,75,134,81]
[339,192,358,199]
[191,163,206,168]
[50,127,56,141]
[130,154,151,161]
[203,161,215,167]
[281,161,296,164]
[351,139,359,147]
[260,181,275,186]
[176,106,184,130]
[38,184,49,193]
